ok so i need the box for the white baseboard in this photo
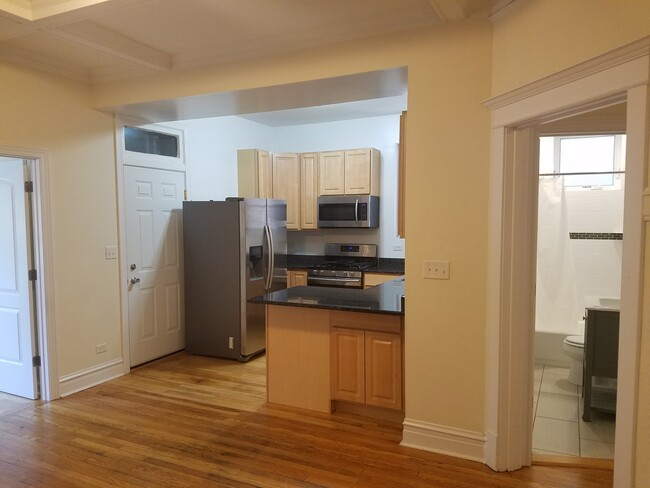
[401,418,486,463]
[58,358,124,397]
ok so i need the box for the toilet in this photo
[562,335,584,385]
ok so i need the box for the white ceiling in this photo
[0,0,518,124]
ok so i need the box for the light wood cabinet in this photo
[300,153,319,229]
[237,149,272,198]
[363,273,397,289]
[330,311,402,411]
[318,151,345,195]
[288,270,308,288]
[272,153,300,230]
[318,148,380,196]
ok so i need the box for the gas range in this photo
[306,244,377,289]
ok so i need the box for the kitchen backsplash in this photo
[287,229,404,259]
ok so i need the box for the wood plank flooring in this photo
[0,353,613,487]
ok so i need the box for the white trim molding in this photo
[58,358,124,397]
[0,144,58,401]
[401,418,486,463]
[482,36,649,488]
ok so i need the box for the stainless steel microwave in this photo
[317,195,379,228]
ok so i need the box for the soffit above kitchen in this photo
[0,0,521,84]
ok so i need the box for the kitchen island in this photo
[250,278,404,416]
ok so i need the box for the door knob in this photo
[130,277,141,285]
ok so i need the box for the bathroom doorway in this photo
[532,106,626,462]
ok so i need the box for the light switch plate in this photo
[423,260,450,280]
[105,245,118,259]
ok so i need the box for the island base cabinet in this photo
[365,332,402,410]
[331,328,365,404]
[331,326,402,411]
[267,306,332,413]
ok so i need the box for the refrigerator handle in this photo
[267,225,275,289]
[263,224,273,289]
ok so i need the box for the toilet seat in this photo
[564,335,584,347]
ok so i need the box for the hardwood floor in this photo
[0,353,613,487]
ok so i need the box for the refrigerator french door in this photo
[183,198,287,361]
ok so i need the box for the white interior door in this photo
[124,165,185,366]
[0,159,38,399]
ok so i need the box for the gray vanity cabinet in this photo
[582,308,619,422]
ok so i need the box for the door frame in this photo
[0,145,57,400]
[483,38,649,487]
[114,116,187,372]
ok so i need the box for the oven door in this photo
[306,276,363,288]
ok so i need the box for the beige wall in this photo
[94,20,494,432]
[0,62,121,377]
[492,0,650,95]
[492,1,650,484]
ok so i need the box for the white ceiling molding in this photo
[50,21,171,71]
[427,0,466,23]
[0,42,89,80]
[489,0,530,22]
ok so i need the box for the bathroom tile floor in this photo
[532,364,615,459]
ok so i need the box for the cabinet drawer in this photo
[330,310,401,334]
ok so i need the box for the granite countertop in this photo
[250,276,405,315]
[287,254,404,275]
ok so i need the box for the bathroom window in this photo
[539,134,626,189]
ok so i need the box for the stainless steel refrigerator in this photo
[183,198,287,361]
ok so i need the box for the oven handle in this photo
[307,277,362,287]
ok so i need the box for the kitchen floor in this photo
[533,364,616,458]
[0,392,35,419]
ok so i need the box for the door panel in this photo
[0,159,37,399]
[125,165,185,366]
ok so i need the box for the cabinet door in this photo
[344,149,372,195]
[363,273,396,289]
[300,153,318,229]
[237,148,272,198]
[257,150,273,198]
[365,331,402,410]
[288,270,308,288]
[272,153,300,230]
[319,151,345,195]
[331,327,365,403]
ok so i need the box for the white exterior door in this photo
[0,159,38,399]
[124,165,185,366]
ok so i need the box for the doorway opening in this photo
[0,151,55,403]
[532,118,626,461]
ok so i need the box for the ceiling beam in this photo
[50,21,171,71]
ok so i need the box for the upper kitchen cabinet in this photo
[318,148,380,196]
[237,149,272,198]
[272,153,301,230]
[300,153,319,230]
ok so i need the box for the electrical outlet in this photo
[423,260,450,280]
[95,343,108,354]
[392,245,404,252]
[228,337,234,350]
[105,246,118,259]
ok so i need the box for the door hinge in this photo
[33,355,41,367]
[184,189,188,200]
[28,269,37,281]
[25,181,34,193]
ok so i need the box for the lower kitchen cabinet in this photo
[363,272,398,289]
[331,322,402,411]
[288,270,308,287]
